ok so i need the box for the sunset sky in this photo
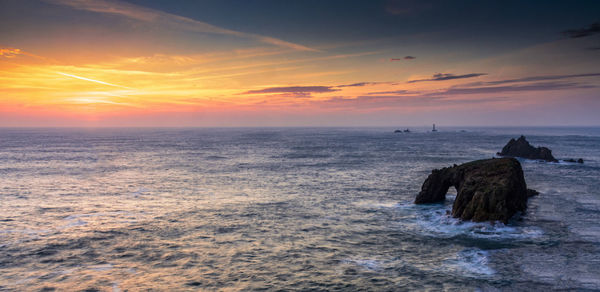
[1,0,599,126]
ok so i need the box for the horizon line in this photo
[1,125,599,129]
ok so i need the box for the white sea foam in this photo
[63,211,127,221]
[0,228,51,234]
[394,201,543,240]
[353,200,400,209]
[61,211,131,230]
[131,187,151,197]
[62,219,87,228]
[444,249,495,276]
[112,282,121,292]
[89,263,113,271]
[342,258,382,272]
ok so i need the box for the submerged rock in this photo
[497,136,558,162]
[563,158,584,164]
[415,158,536,223]
[527,189,539,197]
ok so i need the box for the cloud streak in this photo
[336,81,394,88]
[315,95,509,110]
[391,56,416,61]
[367,80,597,97]
[0,47,23,58]
[480,73,600,86]
[241,86,339,95]
[437,82,594,95]
[408,73,487,83]
[57,72,132,89]
[46,0,317,51]
[367,90,411,95]
[562,22,600,38]
[0,46,51,61]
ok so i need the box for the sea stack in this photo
[415,158,536,223]
[497,136,558,162]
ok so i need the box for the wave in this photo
[443,248,495,276]
[393,200,544,241]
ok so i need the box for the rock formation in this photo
[563,158,584,164]
[497,136,558,162]
[415,158,536,223]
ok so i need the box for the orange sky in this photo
[1,0,600,126]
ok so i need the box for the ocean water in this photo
[0,127,599,291]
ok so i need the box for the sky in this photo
[1,0,599,127]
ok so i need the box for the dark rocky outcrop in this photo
[497,136,558,162]
[563,158,584,164]
[527,189,539,197]
[415,158,536,223]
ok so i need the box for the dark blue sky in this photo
[124,0,599,46]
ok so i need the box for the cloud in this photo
[335,81,401,88]
[0,47,22,58]
[367,76,597,97]
[57,72,132,89]
[587,47,600,50]
[319,81,597,110]
[367,90,411,95]
[0,47,48,60]
[337,82,376,87]
[391,56,416,61]
[46,0,317,51]
[438,82,594,95]
[480,73,600,86]
[270,92,313,98]
[408,73,487,83]
[336,82,393,88]
[241,86,339,95]
[315,95,509,110]
[562,22,600,38]
[318,82,597,110]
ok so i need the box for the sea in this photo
[0,127,599,291]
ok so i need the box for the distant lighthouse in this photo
[432,124,438,132]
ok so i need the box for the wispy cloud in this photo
[479,73,600,86]
[46,0,317,51]
[315,95,509,110]
[391,56,416,61]
[241,86,339,95]
[438,82,594,95]
[65,97,133,106]
[337,82,374,87]
[0,47,23,58]
[367,77,597,97]
[562,22,600,38]
[367,89,411,95]
[0,46,50,61]
[408,73,487,83]
[57,72,133,89]
[336,81,394,88]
